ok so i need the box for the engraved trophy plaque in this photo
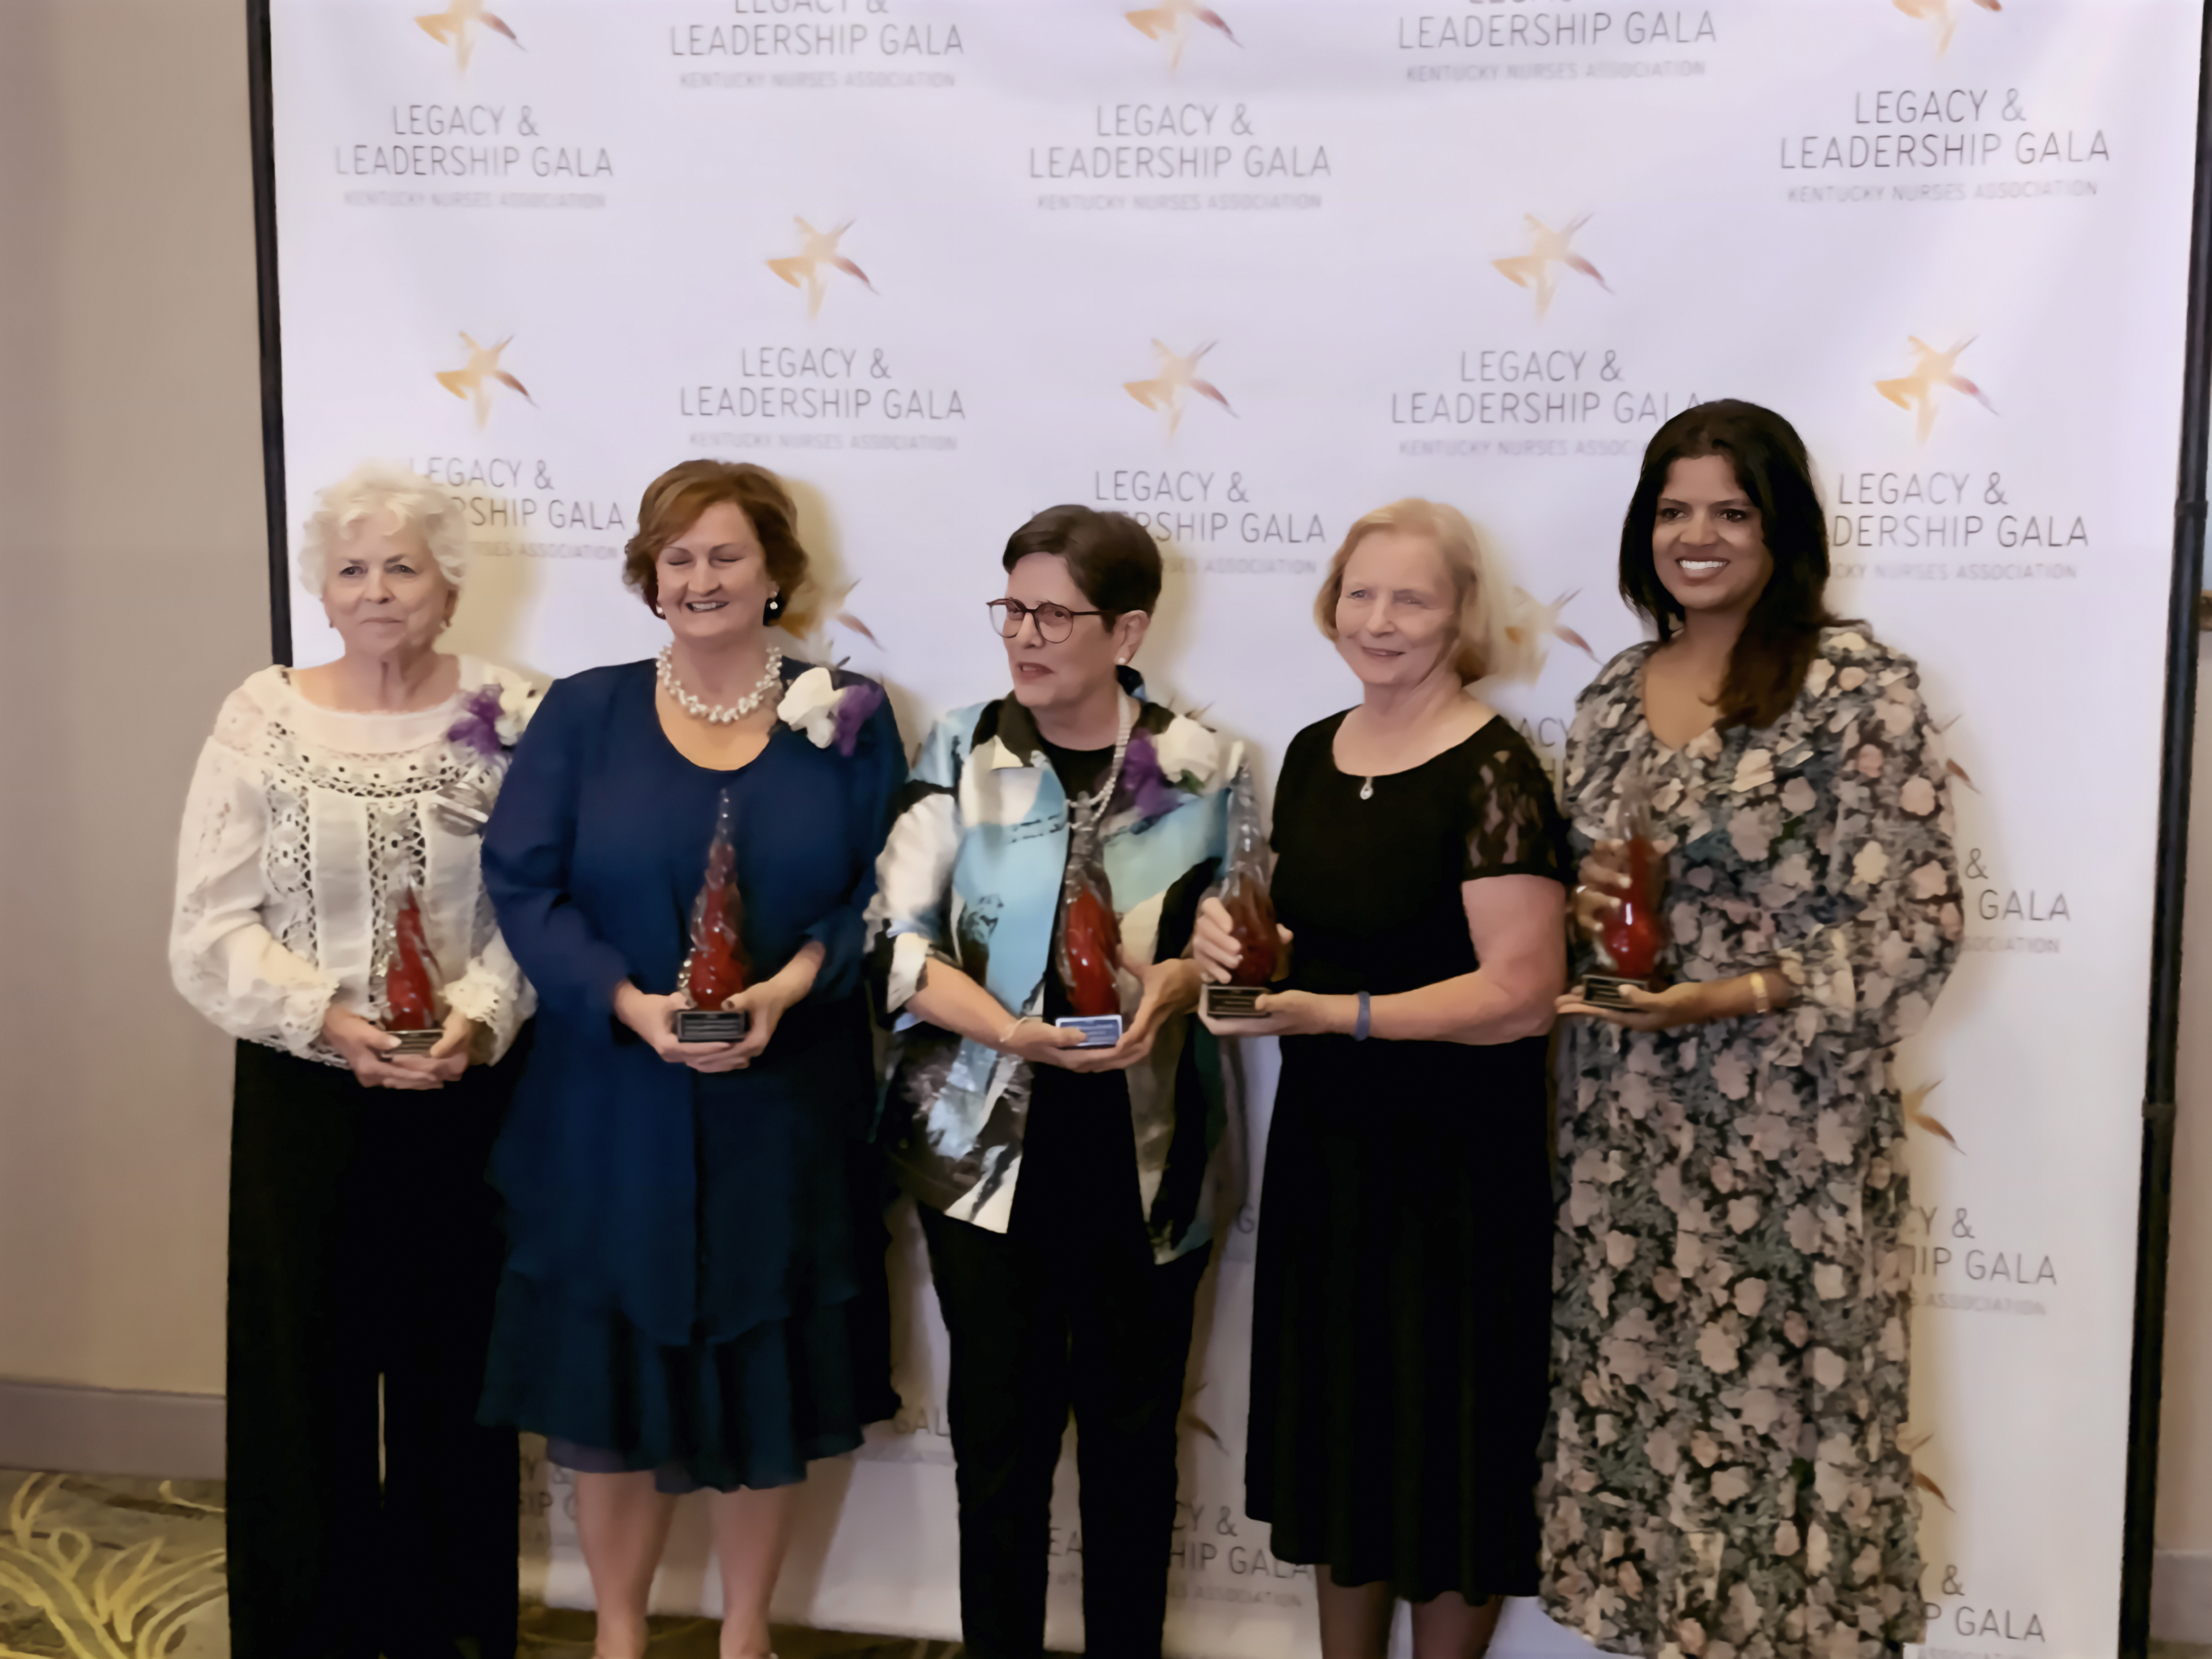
[382,887,444,1057]
[676,787,752,1043]
[1054,821,1125,1048]
[1204,763,1279,1020]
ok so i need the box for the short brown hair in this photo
[623,461,810,624]
[1000,505,1161,620]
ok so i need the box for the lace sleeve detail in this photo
[1462,728,1568,884]
[443,921,536,1064]
[170,693,343,1059]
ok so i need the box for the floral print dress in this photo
[1538,627,1963,1659]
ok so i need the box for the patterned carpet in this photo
[9,1467,2208,1659]
[0,1466,961,1659]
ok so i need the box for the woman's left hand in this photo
[1554,980,1713,1032]
[694,943,823,1074]
[391,1007,479,1084]
[685,981,791,1073]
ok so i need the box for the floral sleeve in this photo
[1762,637,1963,1051]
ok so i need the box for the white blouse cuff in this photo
[278,976,343,1060]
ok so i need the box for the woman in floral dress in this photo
[1540,402,1963,1659]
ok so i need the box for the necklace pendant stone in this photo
[1359,778,1375,801]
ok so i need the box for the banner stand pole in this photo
[245,0,290,667]
[2120,12,2212,1656]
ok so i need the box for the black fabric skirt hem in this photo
[1253,1506,1541,1605]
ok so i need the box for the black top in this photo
[1012,738,1144,1252]
[1273,710,1566,997]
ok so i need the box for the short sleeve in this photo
[1460,727,1568,884]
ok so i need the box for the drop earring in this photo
[763,590,786,624]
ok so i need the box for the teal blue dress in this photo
[478,658,904,1491]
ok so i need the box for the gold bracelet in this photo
[1750,970,1771,1015]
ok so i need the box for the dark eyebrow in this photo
[1656,494,1754,510]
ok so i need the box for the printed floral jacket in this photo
[865,670,1232,1260]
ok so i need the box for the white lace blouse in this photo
[170,657,538,1067]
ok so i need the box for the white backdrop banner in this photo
[270,1,2199,1654]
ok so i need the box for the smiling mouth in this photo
[684,600,727,612]
[1677,558,1728,573]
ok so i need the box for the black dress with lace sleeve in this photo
[1245,711,1565,1600]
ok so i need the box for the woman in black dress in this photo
[1195,499,1567,1659]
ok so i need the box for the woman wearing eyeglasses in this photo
[867,505,1233,1659]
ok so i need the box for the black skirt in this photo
[1245,1031,1555,1604]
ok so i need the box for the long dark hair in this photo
[1620,399,1846,731]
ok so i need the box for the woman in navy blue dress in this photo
[480,461,903,1659]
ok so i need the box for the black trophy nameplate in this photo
[1204,985,1269,1019]
[676,1009,752,1043]
[1581,974,1654,1012]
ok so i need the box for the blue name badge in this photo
[1054,1014,1124,1049]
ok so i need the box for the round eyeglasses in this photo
[987,598,1108,644]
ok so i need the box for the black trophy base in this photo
[385,1028,443,1058]
[1205,984,1270,1019]
[1582,973,1657,1011]
[1055,1014,1124,1049]
[676,1008,752,1043]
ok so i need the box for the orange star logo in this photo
[1493,215,1612,321]
[1123,340,1234,436]
[1894,0,2000,55]
[1874,337,1996,443]
[415,0,521,71]
[1125,0,1237,68]
[766,219,878,319]
[435,333,535,427]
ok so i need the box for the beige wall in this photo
[0,0,267,1395]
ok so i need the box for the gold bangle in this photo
[1750,971,1771,1015]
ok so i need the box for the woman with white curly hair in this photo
[170,460,540,1659]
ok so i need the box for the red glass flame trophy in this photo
[1204,763,1278,1019]
[1583,771,1664,1010]
[677,788,752,1042]
[382,887,445,1056]
[1055,822,1125,1048]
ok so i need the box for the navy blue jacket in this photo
[482,657,904,1345]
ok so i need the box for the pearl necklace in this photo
[1068,695,1138,838]
[657,642,784,725]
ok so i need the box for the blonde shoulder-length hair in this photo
[1312,498,1541,684]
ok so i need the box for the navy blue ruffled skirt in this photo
[481,1265,890,1493]
[479,1063,898,1494]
